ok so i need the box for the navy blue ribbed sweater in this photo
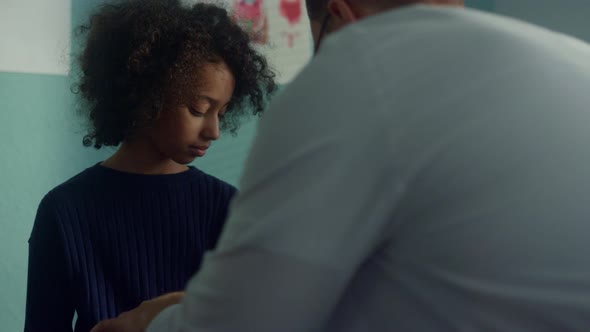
[25,164,236,332]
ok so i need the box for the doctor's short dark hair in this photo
[306,0,330,19]
[74,0,277,149]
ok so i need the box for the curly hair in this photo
[75,0,277,148]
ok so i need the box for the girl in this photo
[24,1,276,331]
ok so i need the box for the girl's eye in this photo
[189,107,205,117]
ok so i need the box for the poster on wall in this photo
[187,0,313,84]
[0,0,71,75]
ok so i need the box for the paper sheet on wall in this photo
[187,0,312,84]
[0,0,71,76]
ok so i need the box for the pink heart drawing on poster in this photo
[233,0,269,44]
[280,0,302,26]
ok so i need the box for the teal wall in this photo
[493,0,590,42]
[466,0,495,11]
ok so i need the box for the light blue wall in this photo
[466,0,495,11]
[493,0,590,42]
[467,0,590,43]
[0,71,109,332]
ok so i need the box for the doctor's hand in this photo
[90,291,184,332]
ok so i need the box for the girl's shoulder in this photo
[190,167,237,198]
[43,164,103,200]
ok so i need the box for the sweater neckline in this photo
[89,162,202,186]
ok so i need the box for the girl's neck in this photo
[102,139,189,175]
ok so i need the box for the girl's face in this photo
[147,60,236,165]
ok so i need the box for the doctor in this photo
[93,0,590,331]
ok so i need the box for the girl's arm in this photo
[25,195,74,332]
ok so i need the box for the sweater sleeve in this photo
[25,194,74,332]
